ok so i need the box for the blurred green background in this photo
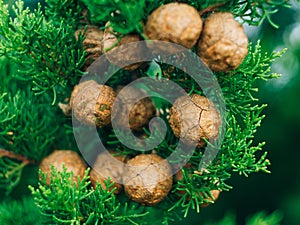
[1,0,300,224]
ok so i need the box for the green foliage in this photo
[219,41,287,117]
[219,111,270,177]
[103,41,285,218]
[0,88,62,194]
[0,0,291,224]
[246,211,283,225]
[216,42,286,177]
[0,0,85,193]
[0,90,57,161]
[162,0,230,14]
[283,192,300,224]
[81,0,289,36]
[82,0,156,34]
[0,56,19,90]
[228,0,289,28]
[0,0,85,99]
[0,196,43,225]
[204,211,283,225]
[0,156,27,195]
[205,213,237,225]
[45,0,84,26]
[171,43,284,216]
[30,167,148,225]
[148,60,204,96]
[164,44,286,216]
[0,0,83,190]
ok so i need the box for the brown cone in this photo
[123,154,173,205]
[39,150,87,185]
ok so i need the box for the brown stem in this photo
[199,2,228,16]
[0,148,36,165]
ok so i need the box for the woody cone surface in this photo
[197,12,248,72]
[123,154,173,206]
[39,150,87,185]
[169,94,222,147]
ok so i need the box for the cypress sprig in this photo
[169,170,220,217]
[102,40,285,218]
[30,167,92,224]
[82,0,151,34]
[45,0,84,26]
[30,167,149,225]
[0,0,86,100]
[0,0,290,223]
[0,90,57,161]
[81,0,290,36]
[219,110,271,177]
[219,41,287,117]
[229,0,289,28]
[0,156,27,195]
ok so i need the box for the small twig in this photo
[199,2,228,16]
[58,102,72,116]
[0,148,36,165]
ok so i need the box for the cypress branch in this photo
[0,90,57,161]
[30,167,149,224]
[0,148,36,165]
[0,156,27,195]
[0,0,291,223]
[0,0,86,99]
[81,0,290,36]
[229,0,290,28]
[44,0,84,26]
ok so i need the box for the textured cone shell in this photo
[102,23,144,70]
[169,94,222,147]
[123,154,173,205]
[197,12,248,72]
[90,151,126,194]
[71,80,115,128]
[144,3,202,49]
[39,150,87,185]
